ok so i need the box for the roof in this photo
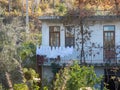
[39,15,120,21]
[38,16,62,20]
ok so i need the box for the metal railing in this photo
[36,46,120,66]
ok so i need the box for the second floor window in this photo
[103,25,115,61]
[49,26,60,47]
[65,26,75,47]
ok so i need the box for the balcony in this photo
[36,45,120,66]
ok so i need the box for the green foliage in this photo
[0,6,5,16]
[0,5,41,89]
[18,41,37,69]
[0,18,25,72]
[54,63,102,90]
[55,3,67,16]
[0,0,73,16]
[51,63,61,75]
[13,83,29,90]
[23,68,40,90]
[0,83,2,90]
[33,83,40,90]
[0,31,4,52]
[54,66,70,90]
[23,68,39,81]
[26,80,40,90]
[24,71,33,80]
[43,86,49,90]
[19,33,41,68]
[10,67,25,84]
[19,42,36,61]
[42,78,53,90]
[67,64,101,90]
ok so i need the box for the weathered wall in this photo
[41,20,120,63]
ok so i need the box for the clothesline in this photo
[36,45,74,58]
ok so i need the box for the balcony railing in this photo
[36,45,120,66]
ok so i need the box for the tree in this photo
[54,3,67,16]
[0,17,26,89]
[8,0,11,13]
[62,0,120,64]
[62,0,101,63]
[54,62,102,90]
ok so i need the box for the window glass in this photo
[103,25,115,61]
[104,25,115,31]
[49,26,60,47]
[65,26,75,47]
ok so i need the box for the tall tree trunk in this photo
[114,0,119,14]
[22,0,24,16]
[8,0,11,13]
[32,0,37,14]
[53,0,55,8]
[18,63,25,83]
[26,0,29,34]
[80,20,85,63]
[5,72,13,90]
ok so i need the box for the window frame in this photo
[65,26,75,47]
[49,26,60,47]
[103,25,115,61]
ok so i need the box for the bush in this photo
[24,71,33,80]
[54,62,102,90]
[0,83,2,90]
[23,68,39,80]
[23,68,40,90]
[43,86,48,90]
[13,83,28,90]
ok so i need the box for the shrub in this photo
[13,83,28,90]
[54,63,102,90]
[23,68,39,80]
[0,83,2,90]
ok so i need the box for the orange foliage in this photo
[74,0,120,16]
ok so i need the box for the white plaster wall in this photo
[60,25,65,47]
[84,21,120,62]
[85,22,103,62]
[89,23,103,45]
[42,21,120,47]
[42,22,65,47]
[41,20,120,62]
[42,22,49,46]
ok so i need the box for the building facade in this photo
[37,16,120,90]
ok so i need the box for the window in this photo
[49,26,60,47]
[65,26,75,47]
[103,25,115,62]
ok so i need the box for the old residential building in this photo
[37,14,120,89]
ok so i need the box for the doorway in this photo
[103,25,115,63]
